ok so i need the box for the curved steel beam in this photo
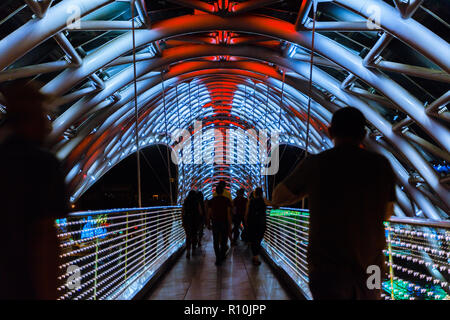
[63,62,445,219]
[53,44,449,209]
[63,67,332,196]
[0,0,114,70]
[37,14,449,152]
[334,0,450,72]
[59,62,335,169]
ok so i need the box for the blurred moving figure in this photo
[207,183,232,266]
[245,187,267,266]
[182,190,201,259]
[212,180,232,201]
[0,80,68,299]
[232,188,247,245]
[272,107,396,300]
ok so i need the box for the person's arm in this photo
[385,202,394,221]
[271,157,315,208]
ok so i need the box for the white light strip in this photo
[57,207,185,300]
[262,208,449,301]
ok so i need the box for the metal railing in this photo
[55,206,184,300]
[262,208,450,300]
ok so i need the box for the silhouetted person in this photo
[182,190,201,259]
[196,191,206,247]
[207,184,232,266]
[245,187,267,266]
[272,107,396,300]
[0,80,68,299]
[232,188,247,245]
[213,180,232,201]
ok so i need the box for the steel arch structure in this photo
[0,0,448,220]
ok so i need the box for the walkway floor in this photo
[145,230,292,300]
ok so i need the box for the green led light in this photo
[269,209,309,217]
[383,279,449,300]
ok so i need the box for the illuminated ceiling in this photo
[0,0,448,219]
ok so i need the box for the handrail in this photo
[55,206,448,300]
[262,207,450,300]
[55,206,184,300]
[389,216,450,229]
[68,205,181,217]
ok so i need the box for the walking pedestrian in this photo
[207,184,232,266]
[245,187,267,266]
[182,190,201,259]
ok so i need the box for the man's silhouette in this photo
[0,80,68,299]
[272,107,396,300]
[207,184,232,266]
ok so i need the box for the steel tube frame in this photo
[53,33,83,67]
[333,0,450,72]
[304,21,382,31]
[295,0,313,30]
[366,139,442,220]
[372,60,450,83]
[45,41,449,209]
[1,3,447,218]
[65,69,326,170]
[68,20,143,31]
[63,66,333,196]
[0,0,113,70]
[231,0,282,14]
[0,60,70,82]
[25,0,44,19]
[402,131,450,163]
[426,91,450,116]
[66,60,447,219]
[165,0,215,14]
[33,14,449,152]
[363,33,393,66]
[49,44,317,142]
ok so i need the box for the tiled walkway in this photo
[145,230,292,300]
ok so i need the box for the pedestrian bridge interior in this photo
[0,0,449,300]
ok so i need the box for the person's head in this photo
[237,188,245,197]
[254,187,263,198]
[0,79,53,144]
[187,190,197,200]
[215,183,224,196]
[218,180,226,189]
[328,107,366,146]
[196,191,204,201]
